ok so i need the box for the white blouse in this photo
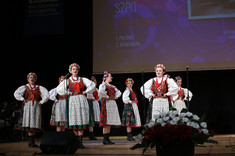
[14,84,49,104]
[140,75,178,99]
[87,88,99,100]
[98,82,121,99]
[56,76,95,96]
[122,88,134,104]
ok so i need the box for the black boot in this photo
[28,135,38,147]
[103,133,115,145]
[89,131,97,140]
[77,136,85,149]
[127,132,134,141]
[103,133,114,145]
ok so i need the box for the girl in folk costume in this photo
[56,63,95,149]
[121,78,141,141]
[99,71,122,144]
[14,72,49,147]
[49,76,67,132]
[140,64,178,123]
[86,76,100,140]
[172,76,193,113]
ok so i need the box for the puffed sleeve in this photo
[14,85,26,101]
[115,87,122,99]
[39,86,49,104]
[82,77,96,93]
[49,88,57,101]
[165,78,178,96]
[98,83,109,99]
[140,78,154,99]
[56,79,69,96]
[183,88,193,101]
[87,93,94,100]
[122,90,132,104]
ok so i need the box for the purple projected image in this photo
[93,0,235,73]
[188,0,235,20]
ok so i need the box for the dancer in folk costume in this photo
[87,76,100,140]
[49,76,67,132]
[172,76,193,113]
[140,64,178,123]
[56,63,95,149]
[121,78,141,141]
[99,71,122,144]
[14,72,49,147]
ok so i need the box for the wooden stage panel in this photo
[0,135,235,156]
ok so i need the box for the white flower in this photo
[182,117,189,123]
[173,110,179,115]
[193,115,200,121]
[147,121,155,128]
[173,117,180,122]
[180,112,186,117]
[163,116,170,121]
[170,120,177,125]
[161,122,166,127]
[156,118,163,124]
[169,113,176,119]
[186,112,193,117]
[192,123,200,129]
[200,122,207,129]
[201,129,209,134]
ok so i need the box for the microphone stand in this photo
[141,70,146,125]
[186,66,190,111]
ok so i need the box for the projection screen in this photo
[93,0,235,74]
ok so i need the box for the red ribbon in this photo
[28,90,35,106]
[73,82,81,93]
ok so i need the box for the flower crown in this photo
[69,63,80,72]
[91,76,96,82]
[126,78,134,84]
[27,72,37,80]
[58,76,65,83]
[103,71,110,81]
[154,64,166,72]
[175,76,182,82]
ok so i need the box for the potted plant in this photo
[131,109,218,156]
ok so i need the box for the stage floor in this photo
[1,135,235,156]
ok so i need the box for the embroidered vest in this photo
[69,78,84,95]
[152,78,168,98]
[25,85,40,105]
[105,84,116,100]
[93,89,99,100]
[177,88,185,100]
[128,89,138,104]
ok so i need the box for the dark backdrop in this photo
[2,0,235,138]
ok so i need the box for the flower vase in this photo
[156,140,195,156]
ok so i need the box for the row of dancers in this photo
[13,63,192,148]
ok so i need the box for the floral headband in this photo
[58,76,65,83]
[27,72,37,80]
[175,76,182,82]
[125,78,134,85]
[154,64,166,72]
[69,63,80,72]
[91,76,97,82]
[103,71,110,81]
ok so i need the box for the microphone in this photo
[186,66,189,70]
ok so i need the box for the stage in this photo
[0,135,235,156]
